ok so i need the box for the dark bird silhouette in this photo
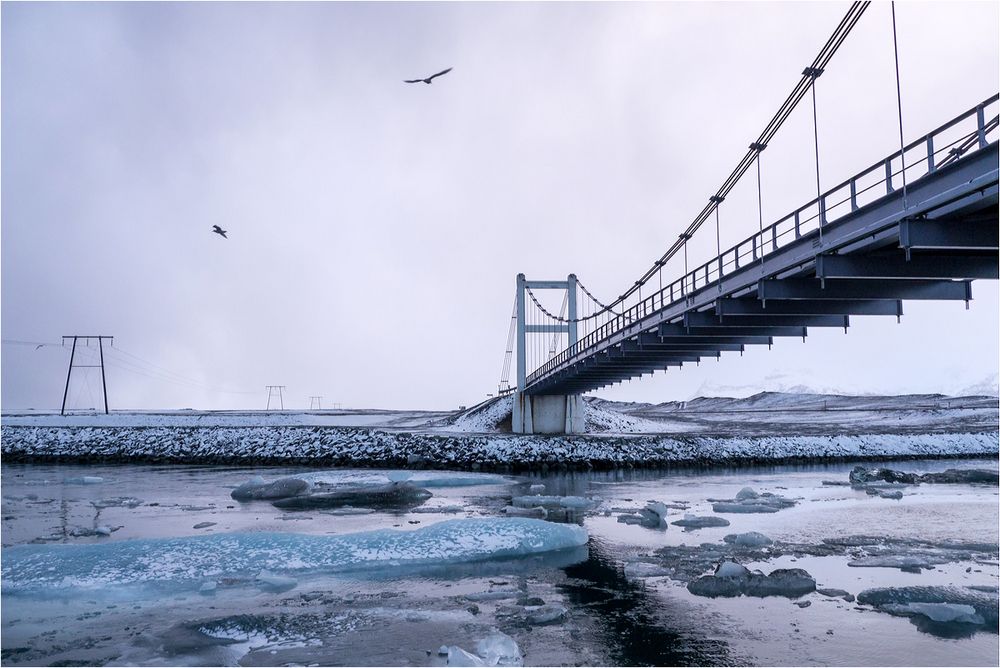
[212,225,228,239]
[404,67,453,84]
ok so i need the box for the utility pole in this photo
[309,395,322,410]
[265,385,286,410]
[61,336,113,415]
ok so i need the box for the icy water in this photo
[1,457,998,667]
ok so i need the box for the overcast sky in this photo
[2,1,998,412]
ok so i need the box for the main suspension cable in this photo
[518,1,870,325]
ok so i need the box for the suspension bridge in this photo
[497,2,999,434]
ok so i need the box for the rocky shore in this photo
[2,425,996,471]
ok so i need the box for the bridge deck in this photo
[525,96,999,396]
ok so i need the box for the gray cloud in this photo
[3,1,997,410]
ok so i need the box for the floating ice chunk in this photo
[299,470,509,488]
[511,495,595,510]
[447,646,486,666]
[712,502,779,514]
[465,590,520,602]
[65,476,104,485]
[624,562,673,578]
[715,561,750,578]
[920,469,998,485]
[256,570,297,592]
[850,466,919,485]
[502,506,547,519]
[412,505,464,514]
[723,532,773,547]
[273,482,432,511]
[689,565,815,598]
[199,580,218,595]
[878,490,903,500]
[735,487,758,501]
[885,602,984,624]
[321,506,375,516]
[2,519,589,596]
[817,588,854,602]
[857,585,999,628]
[671,514,730,529]
[525,604,568,625]
[643,502,670,527]
[528,484,546,494]
[93,497,143,509]
[476,631,523,666]
[94,526,112,536]
[231,477,310,501]
[848,554,949,572]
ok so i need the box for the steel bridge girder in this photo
[816,254,998,280]
[757,278,972,301]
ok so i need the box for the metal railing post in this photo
[977,105,988,148]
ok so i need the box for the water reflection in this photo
[559,537,739,666]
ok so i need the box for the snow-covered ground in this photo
[5,391,993,436]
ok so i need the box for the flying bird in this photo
[212,225,228,239]
[404,67,453,84]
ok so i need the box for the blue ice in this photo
[2,518,588,597]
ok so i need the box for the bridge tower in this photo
[513,273,586,434]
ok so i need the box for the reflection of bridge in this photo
[497,4,999,434]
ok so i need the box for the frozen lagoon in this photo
[1,458,998,666]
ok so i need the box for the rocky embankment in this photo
[2,425,996,471]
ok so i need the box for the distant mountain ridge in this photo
[587,390,1000,416]
[688,372,999,400]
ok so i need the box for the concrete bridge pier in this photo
[512,391,586,434]
[513,272,587,434]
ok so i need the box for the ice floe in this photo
[857,586,999,637]
[671,514,730,529]
[710,488,796,514]
[849,465,999,486]
[231,476,310,501]
[1,518,589,596]
[723,532,773,547]
[271,482,432,511]
[510,495,595,510]
[687,563,816,598]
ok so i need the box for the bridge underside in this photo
[525,142,999,397]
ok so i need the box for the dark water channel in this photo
[1,457,997,666]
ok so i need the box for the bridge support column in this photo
[513,392,585,434]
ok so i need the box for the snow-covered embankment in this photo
[2,425,996,470]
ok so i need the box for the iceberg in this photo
[1,518,588,597]
[231,476,310,501]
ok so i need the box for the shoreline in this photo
[2,424,996,472]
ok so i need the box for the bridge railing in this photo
[527,94,999,387]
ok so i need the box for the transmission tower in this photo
[309,395,322,410]
[265,385,286,410]
[61,336,113,415]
